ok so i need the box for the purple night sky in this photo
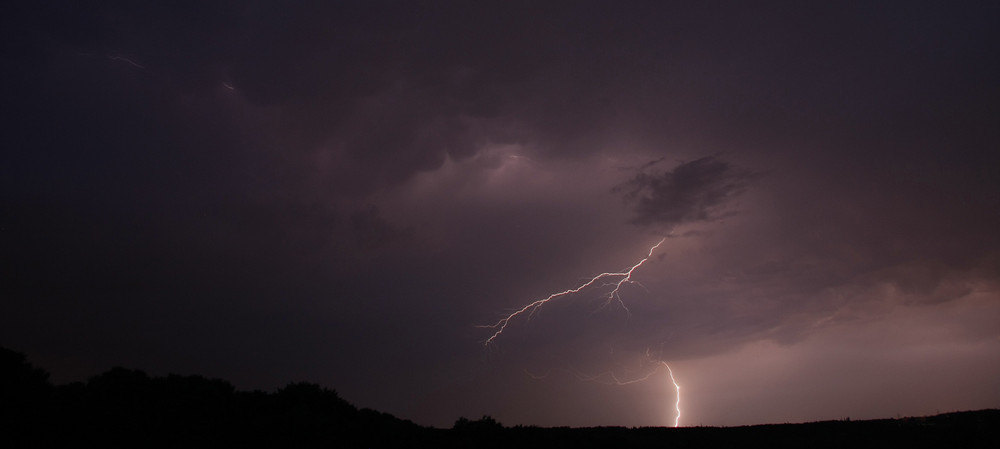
[3,1,999,428]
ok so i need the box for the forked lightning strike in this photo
[479,238,666,345]
[480,237,681,427]
[567,358,682,427]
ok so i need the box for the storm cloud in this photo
[2,0,999,429]
[616,156,755,230]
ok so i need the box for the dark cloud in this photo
[3,0,1000,429]
[615,156,755,230]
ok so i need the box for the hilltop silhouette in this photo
[2,346,998,448]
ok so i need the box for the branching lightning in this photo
[479,237,682,426]
[479,237,666,345]
[548,355,682,427]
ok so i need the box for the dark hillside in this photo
[3,347,997,448]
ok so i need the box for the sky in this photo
[2,1,999,428]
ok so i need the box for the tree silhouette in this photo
[2,346,998,448]
[1,347,53,447]
[0,347,52,411]
[453,415,503,432]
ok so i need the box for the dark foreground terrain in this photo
[3,347,998,448]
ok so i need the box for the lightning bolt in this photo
[479,237,666,345]
[107,54,145,69]
[480,238,680,426]
[665,362,681,428]
[564,357,682,427]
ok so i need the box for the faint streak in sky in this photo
[106,54,145,69]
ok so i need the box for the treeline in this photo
[1,347,427,448]
[3,347,999,448]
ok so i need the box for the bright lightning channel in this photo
[664,362,681,428]
[480,238,681,427]
[479,238,666,345]
[569,358,681,428]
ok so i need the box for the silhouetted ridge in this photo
[2,347,998,448]
[0,347,423,448]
